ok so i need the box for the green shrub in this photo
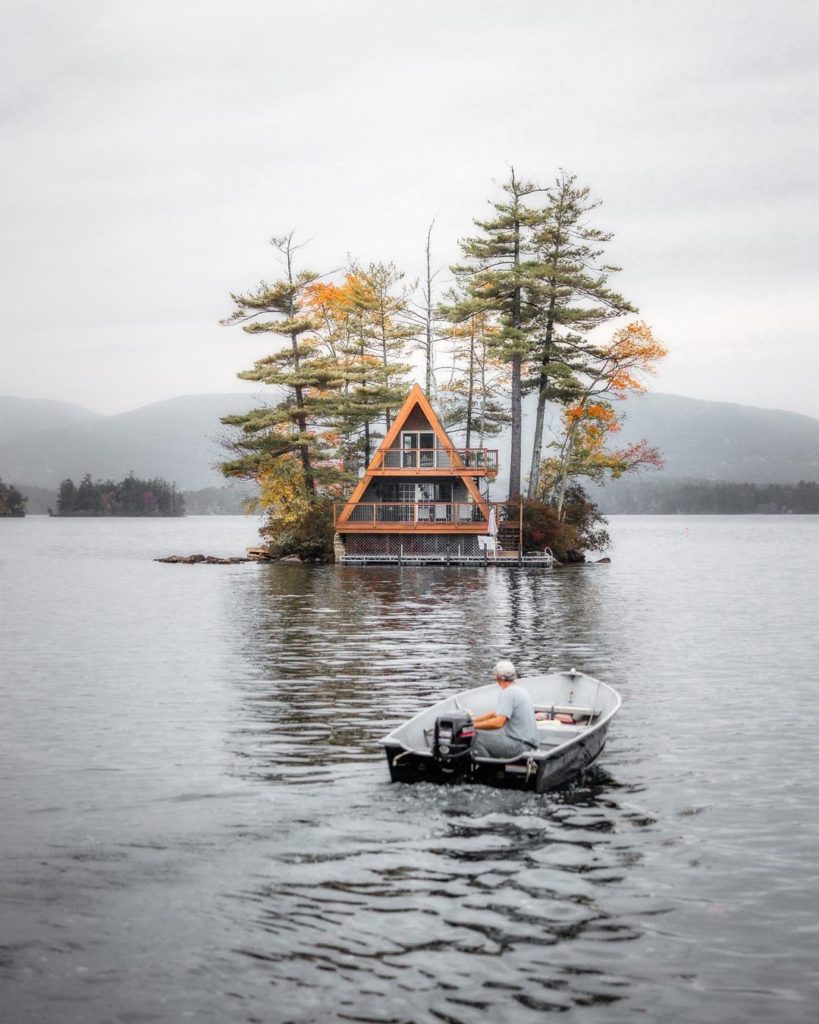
[519,487,609,562]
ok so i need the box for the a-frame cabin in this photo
[334,384,518,562]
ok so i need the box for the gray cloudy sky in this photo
[2,0,818,416]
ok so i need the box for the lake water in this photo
[1,515,818,1023]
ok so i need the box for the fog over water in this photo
[1,515,818,1022]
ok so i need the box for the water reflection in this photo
[5,517,819,1023]
[223,565,624,783]
[216,564,672,1019]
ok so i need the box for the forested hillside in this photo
[595,478,819,514]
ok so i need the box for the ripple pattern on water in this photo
[2,516,819,1023]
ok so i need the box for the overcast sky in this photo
[2,0,817,417]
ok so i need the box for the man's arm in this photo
[474,713,508,731]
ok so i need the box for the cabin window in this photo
[401,431,436,467]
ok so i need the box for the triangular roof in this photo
[337,384,487,522]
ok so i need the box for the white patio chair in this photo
[477,535,501,558]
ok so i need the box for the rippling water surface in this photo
[2,515,818,1022]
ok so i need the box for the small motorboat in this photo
[381,668,621,793]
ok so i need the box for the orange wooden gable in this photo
[337,384,488,523]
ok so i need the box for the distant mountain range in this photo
[0,393,259,491]
[0,396,103,439]
[611,393,819,483]
[1,391,818,499]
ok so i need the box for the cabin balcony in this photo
[369,447,498,477]
[334,501,518,533]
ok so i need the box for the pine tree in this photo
[525,172,636,497]
[76,473,97,513]
[450,170,546,499]
[220,233,345,492]
[347,261,415,433]
[438,306,510,449]
[0,478,27,516]
[57,479,77,515]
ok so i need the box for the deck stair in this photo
[498,522,521,552]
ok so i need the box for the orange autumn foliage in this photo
[542,322,667,518]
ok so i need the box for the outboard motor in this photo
[433,711,475,776]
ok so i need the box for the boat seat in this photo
[536,721,586,743]
[533,704,594,719]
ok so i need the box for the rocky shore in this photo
[154,549,313,565]
[154,554,251,565]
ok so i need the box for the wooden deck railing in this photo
[334,501,519,529]
[370,448,498,473]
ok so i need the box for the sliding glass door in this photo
[401,432,436,467]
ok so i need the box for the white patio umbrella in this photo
[487,506,498,539]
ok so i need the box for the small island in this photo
[54,473,185,516]
[217,169,666,563]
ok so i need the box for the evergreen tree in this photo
[220,233,346,491]
[76,473,97,513]
[347,260,415,433]
[525,172,636,497]
[438,306,510,449]
[55,474,184,515]
[57,478,77,515]
[0,478,27,516]
[450,170,546,498]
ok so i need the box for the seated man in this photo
[472,660,539,758]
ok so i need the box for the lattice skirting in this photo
[342,534,481,557]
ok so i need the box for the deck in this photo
[334,500,519,532]
[368,447,498,477]
[338,551,556,567]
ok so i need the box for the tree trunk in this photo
[425,220,434,394]
[283,243,315,495]
[381,321,392,432]
[508,195,522,501]
[505,196,524,499]
[465,332,475,450]
[555,456,570,520]
[554,419,578,520]
[478,340,487,448]
[526,295,557,498]
[290,330,315,494]
[508,353,522,499]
